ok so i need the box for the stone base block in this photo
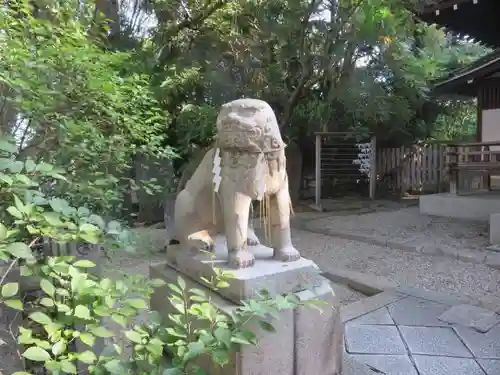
[166,235,323,303]
[490,213,500,245]
[420,193,500,221]
[150,263,343,375]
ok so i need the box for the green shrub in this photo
[0,136,313,375]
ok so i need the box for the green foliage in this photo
[17,257,166,375]
[431,100,477,141]
[0,0,173,217]
[2,0,487,178]
[0,134,312,374]
[141,0,489,150]
[0,138,127,249]
[175,104,218,157]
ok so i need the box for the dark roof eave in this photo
[432,81,478,97]
[430,50,500,94]
[414,0,500,48]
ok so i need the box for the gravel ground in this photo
[304,206,489,251]
[103,226,500,307]
[291,228,500,305]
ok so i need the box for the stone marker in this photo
[152,99,343,374]
[438,304,500,333]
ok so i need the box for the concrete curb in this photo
[294,220,500,271]
[322,266,500,316]
[341,291,405,323]
[394,285,500,314]
[321,268,397,296]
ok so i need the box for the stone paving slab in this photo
[438,304,500,333]
[347,354,418,375]
[399,326,473,357]
[413,356,487,375]
[343,288,500,375]
[351,307,394,325]
[478,359,500,375]
[341,291,405,323]
[343,353,380,375]
[345,324,406,355]
[388,296,451,327]
[455,325,500,359]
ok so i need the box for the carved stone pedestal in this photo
[150,257,343,375]
[165,236,324,303]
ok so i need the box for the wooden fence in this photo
[376,143,448,193]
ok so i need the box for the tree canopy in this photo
[0,0,489,211]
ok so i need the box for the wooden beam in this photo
[314,134,322,209]
[422,0,478,14]
[477,88,483,142]
[369,136,376,200]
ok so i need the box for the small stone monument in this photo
[151,99,343,374]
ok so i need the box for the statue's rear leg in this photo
[246,204,260,246]
[247,227,260,246]
[169,187,218,263]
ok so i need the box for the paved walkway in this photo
[343,290,500,375]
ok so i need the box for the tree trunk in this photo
[0,85,17,137]
[94,0,120,37]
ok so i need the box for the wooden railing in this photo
[447,141,500,194]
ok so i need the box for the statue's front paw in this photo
[201,243,215,252]
[273,246,300,262]
[228,250,255,269]
[164,238,180,252]
[247,229,261,246]
[246,237,260,246]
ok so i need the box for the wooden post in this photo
[314,134,322,211]
[448,145,458,195]
[438,145,445,193]
[449,170,458,194]
[369,136,376,199]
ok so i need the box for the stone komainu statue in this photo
[171,98,300,269]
